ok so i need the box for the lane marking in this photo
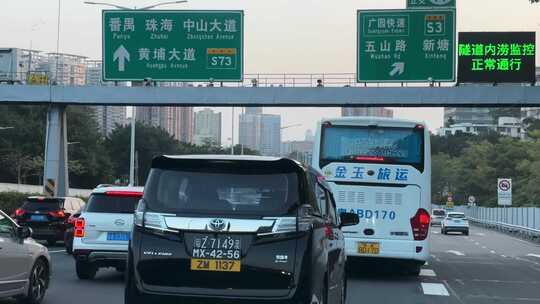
[481,246,487,249]
[468,294,540,302]
[490,250,496,254]
[527,254,540,259]
[501,255,507,258]
[432,231,440,234]
[443,280,467,304]
[474,233,485,236]
[49,250,66,254]
[420,269,437,277]
[446,250,465,256]
[474,242,480,246]
[431,254,441,262]
[421,283,449,296]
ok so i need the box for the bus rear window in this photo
[320,125,424,170]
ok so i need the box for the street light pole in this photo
[231,107,235,155]
[129,111,136,186]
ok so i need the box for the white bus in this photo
[312,117,431,274]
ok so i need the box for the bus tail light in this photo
[410,209,430,241]
[354,156,385,162]
[74,218,85,238]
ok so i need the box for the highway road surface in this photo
[1,225,539,304]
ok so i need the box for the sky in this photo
[2,0,540,142]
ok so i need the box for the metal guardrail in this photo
[0,71,450,88]
[457,206,540,242]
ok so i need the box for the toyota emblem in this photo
[209,218,226,231]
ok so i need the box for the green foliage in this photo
[105,123,259,186]
[0,192,38,215]
[432,134,540,207]
[489,107,521,123]
[1,105,259,190]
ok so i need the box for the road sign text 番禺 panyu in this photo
[102,10,244,82]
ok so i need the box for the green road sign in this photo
[102,10,243,82]
[357,9,455,83]
[407,0,456,9]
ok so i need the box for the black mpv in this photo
[125,155,359,304]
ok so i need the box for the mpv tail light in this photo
[410,209,430,241]
[74,218,85,238]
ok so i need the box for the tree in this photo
[522,118,540,140]
[489,107,521,124]
[0,105,114,188]
[66,106,114,188]
[106,123,184,185]
[0,105,47,184]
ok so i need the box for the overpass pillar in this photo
[43,105,69,197]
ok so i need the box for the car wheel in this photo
[407,262,422,276]
[125,265,145,304]
[64,234,73,254]
[17,259,49,304]
[339,274,347,304]
[76,261,97,280]
[464,230,469,236]
[321,275,328,304]
[65,242,73,255]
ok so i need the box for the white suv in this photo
[72,186,143,280]
[441,212,469,235]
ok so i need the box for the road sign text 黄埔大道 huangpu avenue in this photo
[102,10,244,82]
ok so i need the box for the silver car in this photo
[431,209,446,226]
[0,210,51,304]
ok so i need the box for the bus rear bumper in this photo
[344,237,429,262]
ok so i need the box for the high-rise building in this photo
[304,129,315,142]
[443,108,494,126]
[239,109,281,156]
[194,109,222,146]
[260,114,281,156]
[136,106,193,143]
[45,53,87,85]
[341,107,394,118]
[85,61,127,137]
[92,106,127,137]
[245,107,263,115]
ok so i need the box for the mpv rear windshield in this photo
[85,194,141,214]
[448,213,465,219]
[144,161,301,216]
[22,200,63,211]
